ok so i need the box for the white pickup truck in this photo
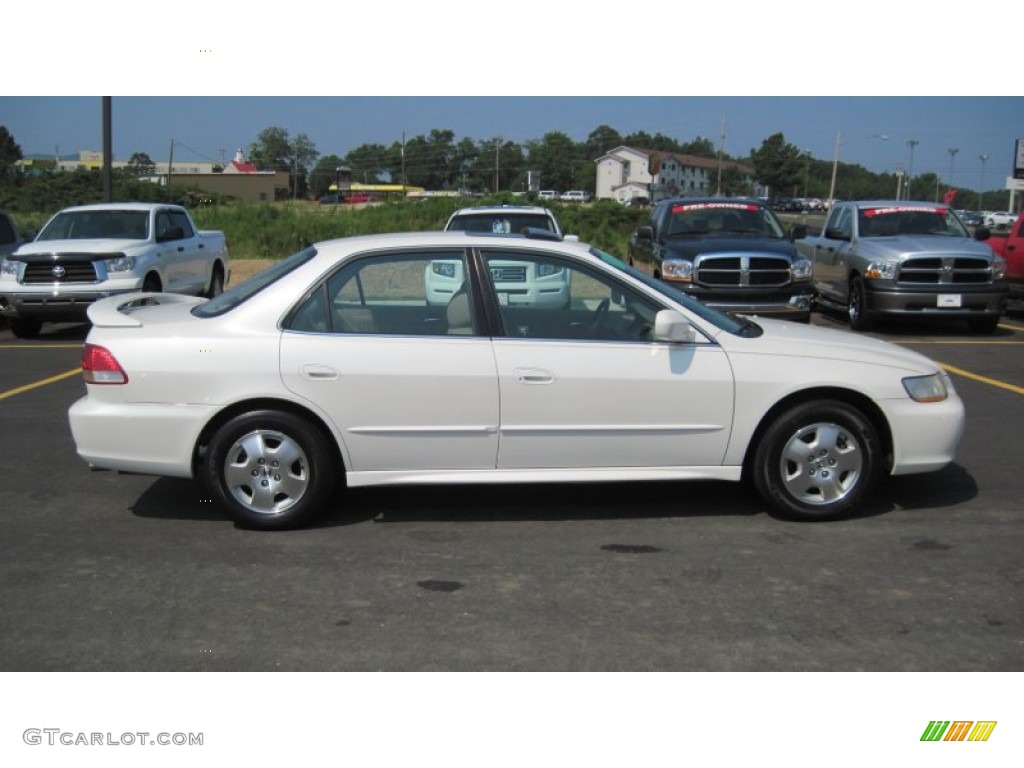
[0,202,229,338]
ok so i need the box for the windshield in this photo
[590,247,753,336]
[447,213,557,235]
[857,205,969,237]
[193,247,318,318]
[665,202,785,239]
[37,210,149,241]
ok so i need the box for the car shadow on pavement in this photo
[128,462,977,529]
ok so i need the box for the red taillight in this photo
[82,343,129,385]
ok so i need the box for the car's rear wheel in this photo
[205,410,337,530]
[751,400,881,521]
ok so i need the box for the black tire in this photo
[751,399,882,522]
[968,315,999,334]
[9,318,42,339]
[847,277,872,331]
[142,273,162,293]
[204,410,337,530]
[205,264,224,298]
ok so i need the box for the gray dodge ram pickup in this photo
[796,201,1007,333]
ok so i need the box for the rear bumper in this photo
[68,395,216,478]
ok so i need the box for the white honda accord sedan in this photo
[68,231,964,530]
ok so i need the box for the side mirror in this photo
[974,226,991,241]
[790,224,808,241]
[824,227,849,242]
[653,309,695,343]
[635,225,654,242]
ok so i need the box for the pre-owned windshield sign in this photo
[671,203,758,213]
[864,206,946,217]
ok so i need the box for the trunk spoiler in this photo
[87,292,207,327]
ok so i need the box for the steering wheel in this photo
[589,298,610,334]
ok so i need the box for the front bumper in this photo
[664,281,814,319]
[865,285,1007,318]
[0,287,142,321]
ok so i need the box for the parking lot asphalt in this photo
[1,313,1022,671]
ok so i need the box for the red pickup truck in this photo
[982,212,1024,310]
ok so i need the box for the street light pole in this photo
[827,130,842,207]
[978,153,989,211]
[947,147,959,200]
[906,139,919,200]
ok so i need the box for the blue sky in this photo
[2,4,1021,191]
[4,96,1022,191]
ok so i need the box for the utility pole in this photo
[102,97,113,202]
[168,139,174,188]
[715,116,726,196]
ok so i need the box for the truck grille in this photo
[695,254,791,287]
[490,266,527,282]
[897,256,993,285]
[23,259,99,284]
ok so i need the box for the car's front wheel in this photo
[204,410,337,530]
[751,400,882,522]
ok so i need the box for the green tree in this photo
[0,125,23,184]
[248,127,319,199]
[344,143,390,184]
[750,133,803,198]
[125,152,156,176]
[526,131,579,191]
[583,124,622,159]
[309,153,346,197]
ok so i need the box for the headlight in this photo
[991,255,1007,281]
[791,258,813,282]
[431,261,457,278]
[0,259,18,276]
[537,263,562,277]
[903,372,949,403]
[662,259,693,282]
[104,255,136,274]
[865,261,897,280]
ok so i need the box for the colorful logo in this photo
[921,721,997,742]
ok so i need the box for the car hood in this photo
[14,239,147,256]
[855,235,993,260]
[723,316,941,375]
[662,236,797,259]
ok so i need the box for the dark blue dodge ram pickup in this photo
[627,198,813,321]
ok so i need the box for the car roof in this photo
[56,202,176,213]
[313,229,585,254]
[657,197,768,208]
[448,205,554,216]
[848,200,949,209]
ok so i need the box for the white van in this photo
[537,190,557,200]
[559,190,591,203]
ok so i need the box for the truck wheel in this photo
[205,265,224,298]
[204,410,337,530]
[848,277,872,331]
[751,399,882,522]
[9,318,42,339]
[968,316,999,334]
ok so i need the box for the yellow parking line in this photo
[999,322,1024,332]
[0,367,81,401]
[897,340,1024,345]
[939,363,1024,396]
